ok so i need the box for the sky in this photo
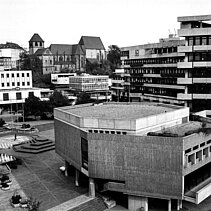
[1,0,211,50]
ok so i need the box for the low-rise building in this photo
[54,102,211,211]
[0,70,52,111]
[69,74,111,101]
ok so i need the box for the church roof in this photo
[34,48,52,55]
[49,44,85,55]
[29,33,44,42]
[79,36,105,50]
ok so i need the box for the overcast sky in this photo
[1,0,211,50]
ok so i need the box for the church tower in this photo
[29,33,44,55]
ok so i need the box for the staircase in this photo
[13,136,55,154]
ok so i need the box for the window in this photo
[202,37,207,45]
[6,73,9,78]
[29,92,34,97]
[12,82,15,86]
[22,73,24,77]
[17,82,20,86]
[12,73,14,77]
[1,83,4,87]
[200,142,205,147]
[7,82,9,86]
[35,42,38,46]
[22,82,25,86]
[1,74,4,78]
[195,37,201,45]
[17,73,19,77]
[81,138,88,170]
[40,42,42,47]
[193,145,199,150]
[27,73,29,77]
[27,82,30,86]
[16,92,21,100]
[188,37,194,46]
[3,93,9,101]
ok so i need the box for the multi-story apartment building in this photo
[120,14,211,111]
[54,102,211,211]
[111,69,130,101]
[120,35,186,105]
[69,74,111,101]
[177,15,211,111]
[0,70,52,111]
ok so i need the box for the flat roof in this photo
[178,15,211,22]
[59,103,179,120]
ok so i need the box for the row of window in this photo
[187,36,211,46]
[1,72,30,78]
[0,81,30,87]
[3,91,35,101]
[70,78,108,83]
[124,57,183,66]
[88,129,127,135]
[188,52,211,62]
[185,139,211,154]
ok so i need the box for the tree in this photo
[24,94,43,117]
[76,92,93,105]
[49,90,69,108]
[107,45,121,71]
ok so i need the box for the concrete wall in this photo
[55,119,87,170]
[88,133,184,199]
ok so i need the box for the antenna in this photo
[174,28,177,36]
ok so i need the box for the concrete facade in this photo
[120,14,211,112]
[54,102,211,210]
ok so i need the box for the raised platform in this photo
[14,136,55,154]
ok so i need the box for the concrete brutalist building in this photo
[54,102,211,211]
[120,14,211,112]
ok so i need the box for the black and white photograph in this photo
[0,0,211,210]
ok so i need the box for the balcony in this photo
[193,61,211,67]
[177,62,193,68]
[177,93,192,100]
[193,94,211,99]
[178,46,193,53]
[144,83,185,90]
[193,78,211,83]
[177,78,192,84]
[143,74,161,77]
[143,63,177,68]
[178,28,211,37]
[194,45,211,51]
[184,177,211,204]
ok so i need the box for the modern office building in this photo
[54,102,211,211]
[69,74,111,101]
[0,70,52,110]
[111,69,130,101]
[120,14,211,111]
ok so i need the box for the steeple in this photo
[29,33,44,55]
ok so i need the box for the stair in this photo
[14,136,55,154]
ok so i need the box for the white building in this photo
[51,73,77,86]
[0,42,25,69]
[0,70,52,109]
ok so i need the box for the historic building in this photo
[49,44,85,72]
[120,14,211,111]
[79,36,106,64]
